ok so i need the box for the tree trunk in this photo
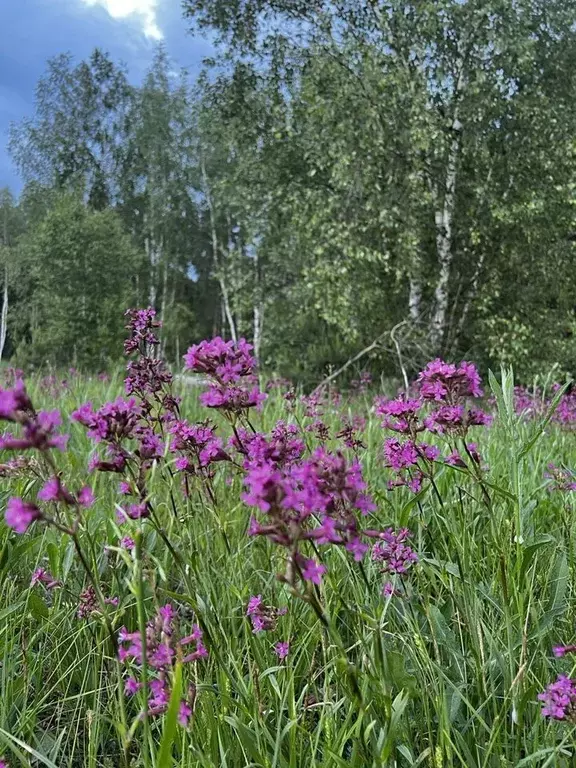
[0,265,8,363]
[252,247,263,359]
[201,160,237,342]
[160,258,169,356]
[408,275,422,322]
[253,303,263,361]
[146,236,161,310]
[430,124,461,352]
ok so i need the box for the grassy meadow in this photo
[0,360,576,768]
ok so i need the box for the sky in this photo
[0,0,214,192]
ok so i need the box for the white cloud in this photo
[80,0,163,39]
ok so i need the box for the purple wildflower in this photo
[125,676,142,696]
[178,701,192,727]
[246,595,286,633]
[539,675,576,720]
[545,464,576,493]
[77,586,98,619]
[5,497,41,533]
[120,536,136,551]
[300,558,326,585]
[275,641,290,661]
[371,528,418,575]
[184,337,256,382]
[37,476,74,504]
[30,568,60,589]
[418,359,482,402]
[553,645,576,658]
[78,486,95,508]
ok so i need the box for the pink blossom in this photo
[5,497,41,533]
[301,558,326,585]
[275,641,290,661]
[78,486,95,507]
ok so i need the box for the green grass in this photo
[1,369,576,767]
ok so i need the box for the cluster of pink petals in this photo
[539,675,576,720]
[418,359,483,401]
[376,398,422,434]
[246,594,287,633]
[544,463,576,493]
[72,398,141,443]
[335,416,367,450]
[200,384,266,411]
[119,604,205,728]
[124,307,161,354]
[371,528,418,574]
[0,378,32,420]
[243,446,377,583]
[184,337,266,414]
[5,497,41,533]
[170,419,229,473]
[230,422,305,469]
[0,408,68,452]
[445,443,482,468]
[184,337,256,382]
[553,644,576,658]
[30,567,60,589]
[383,437,439,492]
[274,641,290,661]
[554,387,576,428]
[377,359,490,493]
[36,475,95,508]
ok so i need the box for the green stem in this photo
[135,530,152,768]
[71,533,130,767]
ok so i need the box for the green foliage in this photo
[182,0,576,378]
[5,2,576,379]
[1,373,576,764]
[17,194,140,367]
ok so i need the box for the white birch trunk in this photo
[430,121,461,351]
[160,258,168,357]
[408,276,422,322]
[147,238,161,310]
[253,303,263,361]
[0,265,8,363]
[201,161,237,342]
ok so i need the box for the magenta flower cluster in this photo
[246,595,290,660]
[242,445,378,587]
[377,359,490,492]
[246,594,287,632]
[230,421,305,469]
[544,463,576,493]
[372,528,418,575]
[119,604,206,727]
[539,675,576,721]
[539,644,576,721]
[184,337,266,413]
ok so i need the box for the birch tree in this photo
[183,0,576,353]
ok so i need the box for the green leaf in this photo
[519,534,556,581]
[0,726,60,768]
[517,380,571,459]
[0,603,24,623]
[156,661,183,767]
[427,605,458,654]
[28,592,49,620]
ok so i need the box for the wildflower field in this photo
[2,310,576,768]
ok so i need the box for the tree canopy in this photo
[3,1,576,381]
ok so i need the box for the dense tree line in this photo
[3,1,576,383]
